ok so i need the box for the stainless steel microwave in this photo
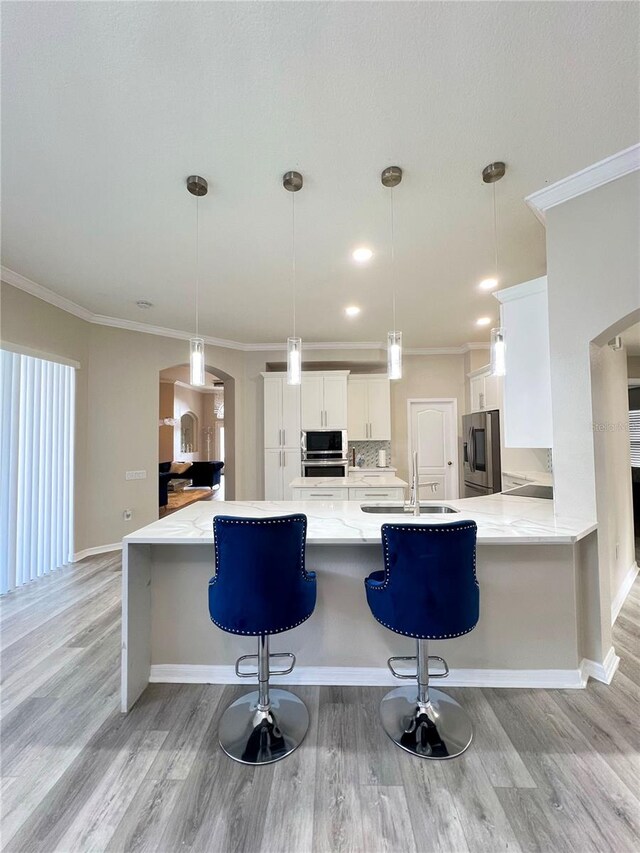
[301,429,348,459]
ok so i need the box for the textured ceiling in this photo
[2,1,638,346]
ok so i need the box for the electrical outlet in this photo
[125,470,147,480]
[123,509,133,521]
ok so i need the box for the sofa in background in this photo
[159,461,224,507]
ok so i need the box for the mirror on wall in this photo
[180,411,198,453]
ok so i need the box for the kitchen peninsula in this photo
[121,495,600,711]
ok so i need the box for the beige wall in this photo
[158,382,174,462]
[628,356,640,379]
[546,170,640,662]
[546,172,640,520]
[590,342,635,607]
[1,282,245,550]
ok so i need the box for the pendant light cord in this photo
[391,186,396,334]
[492,181,499,280]
[195,195,200,338]
[291,190,296,339]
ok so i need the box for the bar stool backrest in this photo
[209,514,316,636]
[372,520,479,640]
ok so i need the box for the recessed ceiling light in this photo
[345,305,361,317]
[352,247,373,263]
[136,300,153,309]
[478,278,498,291]
[476,317,492,326]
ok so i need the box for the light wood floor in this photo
[1,553,639,853]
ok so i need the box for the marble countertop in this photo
[348,466,397,473]
[290,474,408,489]
[125,493,596,546]
[502,470,554,486]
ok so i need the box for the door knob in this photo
[447,461,453,466]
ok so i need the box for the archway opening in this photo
[158,363,236,514]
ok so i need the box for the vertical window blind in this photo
[0,349,75,594]
[630,409,640,468]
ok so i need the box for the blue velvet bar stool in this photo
[365,520,479,759]
[209,514,316,765]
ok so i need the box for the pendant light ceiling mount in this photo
[482,162,506,184]
[381,166,402,188]
[283,171,303,193]
[187,175,208,197]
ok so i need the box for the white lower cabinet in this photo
[265,449,300,500]
[348,487,404,501]
[292,486,404,501]
[292,487,346,501]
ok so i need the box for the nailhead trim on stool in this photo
[209,514,315,635]
[367,522,479,640]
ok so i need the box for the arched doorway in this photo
[158,363,236,508]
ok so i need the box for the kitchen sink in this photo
[360,503,459,514]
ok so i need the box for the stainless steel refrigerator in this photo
[462,410,502,497]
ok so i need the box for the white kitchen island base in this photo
[121,498,605,712]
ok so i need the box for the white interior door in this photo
[408,399,458,500]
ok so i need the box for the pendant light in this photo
[382,166,403,380]
[482,161,507,377]
[283,170,303,385]
[186,175,208,386]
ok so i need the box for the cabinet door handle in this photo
[282,428,286,446]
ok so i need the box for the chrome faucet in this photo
[407,450,438,516]
[408,451,420,516]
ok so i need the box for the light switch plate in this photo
[125,470,147,480]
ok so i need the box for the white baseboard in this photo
[149,663,586,689]
[580,646,620,685]
[611,561,638,625]
[72,542,122,563]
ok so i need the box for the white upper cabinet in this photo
[495,276,553,448]
[348,375,391,440]
[468,367,501,413]
[263,374,301,449]
[301,375,324,430]
[301,372,348,430]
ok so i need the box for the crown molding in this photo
[494,276,547,304]
[1,265,94,322]
[2,265,487,356]
[525,143,640,224]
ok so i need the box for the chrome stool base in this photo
[219,688,309,765]
[379,685,473,760]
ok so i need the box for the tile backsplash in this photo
[348,440,392,468]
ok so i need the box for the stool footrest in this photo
[387,655,449,680]
[235,652,296,678]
